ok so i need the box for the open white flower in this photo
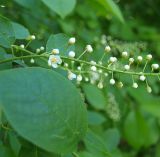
[48,55,62,68]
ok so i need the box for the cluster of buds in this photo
[45,37,160,93]
[13,35,160,94]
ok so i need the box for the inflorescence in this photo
[0,35,160,93]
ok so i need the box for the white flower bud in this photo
[77,66,81,71]
[86,45,93,53]
[85,77,89,82]
[40,46,45,51]
[146,54,152,60]
[105,45,111,53]
[151,64,159,70]
[98,61,102,65]
[104,73,108,77]
[132,82,138,88]
[122,51,128,58]
[139,75,146,81]
[30,58,35,64]
[77,75,83,82]
[90,60,96,65]
[147,86,152,93]
[137,56,143,62]
[31,35,36,40]
[98,69,103,73]
[110,79,115,85]
[129,58,134,64]
[68,37,76,44]
[64,63,68,67]
[91,66,97,71]
[36,48,40,53]
[117,82,123,88]
[52,49,59,54]
[98,82,103,89]
[68,71,76,80]
[109,57,117,63]
[20,44,25,49]
[68,51,75,58]
[124,65,130,70]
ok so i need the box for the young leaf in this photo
[0,15,15,48]
[84,130,111,157]
[82,84,107,110]
[46,34,74,56]
[41,0,76,18]
[124,110,159,149]
[12,22,30,39]
[96,0,124,23]
[0,67,87,154]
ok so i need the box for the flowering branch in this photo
[0,36,160,93]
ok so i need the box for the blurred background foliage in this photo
[0,0,160,157]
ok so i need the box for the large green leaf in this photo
[0,15,15,48]
[0,67,87,154]
[12,22,30,39]
[41,0,76,18]
[84,130,111,157]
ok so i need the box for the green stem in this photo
[99,52,106,62]
[77,50,87,59]
[143,61,148,72]
[0,54,47,64]
[1,46,160,77]
[72,152,79,157]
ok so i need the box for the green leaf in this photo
[41,0,76,18]
[46,34,74,56]
[96,0,124,22]
[13,0,37,9]
[0,15,15,48]
[0,67,87,154]
[9,132,21,157]
[103,128,120,151]
[0,145,15,157]
[128,87,160,118]
[84,130,111,157]
[12,22,30,39]
[0,48,12,70]
[82,84,107,110]
[88,111,106,125]
[124,110,159,149]
[19,146,60,157]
